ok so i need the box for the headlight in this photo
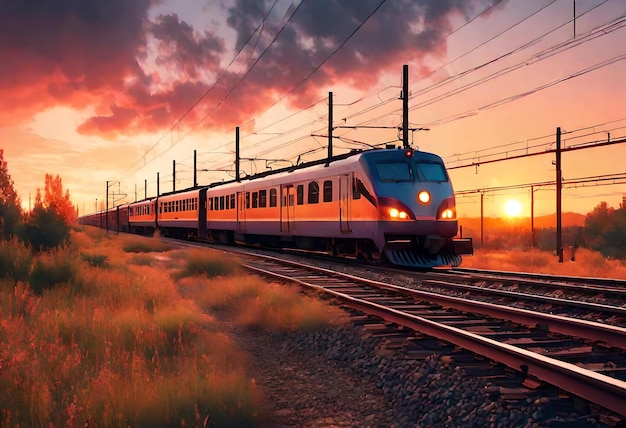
[440,208,454,219]
[388,208,409,219]
[417,191,431,204]
[437,197,456,220]
[378,197,415,221]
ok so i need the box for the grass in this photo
[462,247,626,279]
[180,274,348,332]
[0,228,346,426]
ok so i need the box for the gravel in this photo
[232,321,617,428]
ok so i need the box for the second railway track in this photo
[236,252,626,420]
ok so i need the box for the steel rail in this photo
[242,260,626,418]
[453,267,626,290]
[421,279,626,318]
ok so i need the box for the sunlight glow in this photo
[503,199,522,218]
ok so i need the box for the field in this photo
[2,224,623,426]
[462,247,626,279]
[0,227,346,427]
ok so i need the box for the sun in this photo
[503,199,522,218]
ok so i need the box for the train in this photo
[79,145,473,268]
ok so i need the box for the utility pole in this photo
[235,127,240,182]
[402,64,409,148]
[328,91,333,161]
[530,185,535,248]
[556,127,563,262]
[106,181,109,234]
[172,160,176,192]
[480,192,484,248]
[194,150,197,187]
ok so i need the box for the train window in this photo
[214,197,219,211]
[176,200,179,212]
[259,190,267,208]
[308,181,319,204]
[252,192,258,209]
[323,180,332,202]
[230,194,235,209]
[296,185,304,205]
[209,198,213,211]
[376,162,413,182]
[245,192,250,209]
[269,189,277,207]
[220,196,225,210]
[415,162,448,182]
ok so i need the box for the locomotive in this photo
[79,146,472,268]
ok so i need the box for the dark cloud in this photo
[0,0,155,125]
[226,0,502,110]
[0,0,500,137]
[150,14,225,79]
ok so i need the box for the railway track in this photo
[162,237,626,421]
[234,253,626,419]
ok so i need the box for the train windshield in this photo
[376,162,413,182]
[415,162,448,182]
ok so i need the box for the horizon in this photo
[1,0,625,217]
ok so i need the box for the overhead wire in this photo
[117,0,624,198]
[352,0,615,130]
[116,0,286,183]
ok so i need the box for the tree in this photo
[41,173,77,225]
[0,149,23,239]
[22,174,75,250]
[583,201,626,258]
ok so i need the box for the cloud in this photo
[0,0,500,137]
[0,0,155,124]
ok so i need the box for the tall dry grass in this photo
[461,247,626,279]
[179,273,347,332]
[0,230,257,426]
[0,228,347,426]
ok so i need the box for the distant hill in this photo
[458,212,586,231]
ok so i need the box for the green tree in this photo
[583,201,612,252]
[22,175,75,250]
[0,149,23,239]
[583,201,626,258]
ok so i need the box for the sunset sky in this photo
[1,0,625,219]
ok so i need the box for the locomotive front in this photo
[361,147,472,268]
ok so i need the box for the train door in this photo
[280,184,295,232]
[339,174,352,233]
[237,191,246,232]
[198,188,207,239]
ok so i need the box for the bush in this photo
[0,237,32,282]
[0,202,23,240]
[29,247,80,295]
[122,236,172,253]
[81,253,108,268]
[180,248,241,278]
[20,207,70,251]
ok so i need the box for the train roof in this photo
[143,146,444,199]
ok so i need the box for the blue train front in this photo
[354,146,473,267]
